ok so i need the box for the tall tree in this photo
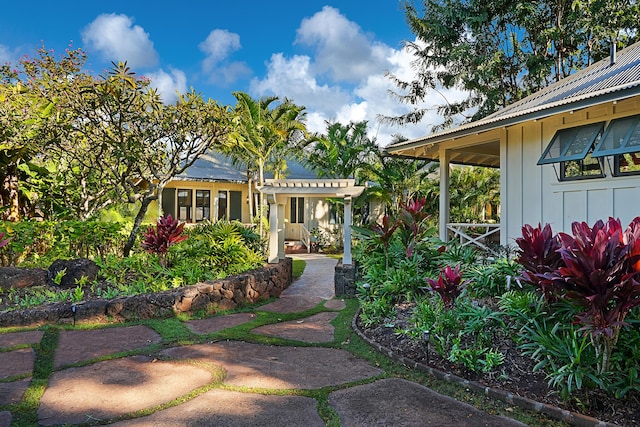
[304,121,377,181]
[224,92,307,226]
[384,0,640,131]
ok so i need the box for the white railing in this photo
[446,223,501,256]
[300,224,312,253]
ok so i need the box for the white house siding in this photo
[502,97,640,247]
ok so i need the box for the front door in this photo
[286,197,305,240]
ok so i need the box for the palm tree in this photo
[304,121,376,180]
[224,92,307,227]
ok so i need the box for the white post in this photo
[343,196,353,265]
[439,147,451,242]
[267,194,279,264]
[277,202,285,260]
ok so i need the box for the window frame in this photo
[537,122,604,165]
[592,114,640,158]
[290,197,305,224]
[177,189,192,222]
[195,190,210,222]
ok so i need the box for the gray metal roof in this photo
[174,151,319,183]
[387,41,640,153]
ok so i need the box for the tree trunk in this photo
[123,196,154,257]
[247,169,254,219]
[2,166,21,222]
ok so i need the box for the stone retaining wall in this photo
[334,260,358,297]
[0,258,292,327]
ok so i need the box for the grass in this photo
[292,258,306,279]
[0,294,569,426]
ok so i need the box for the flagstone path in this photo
[0,253,526,426]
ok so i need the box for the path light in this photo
[362,283,371,299]
[423,330,430,365]
[72,304,77,326]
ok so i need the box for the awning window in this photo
[537,122,604,165]
[592,114,640,158]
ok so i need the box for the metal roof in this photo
[173,151,319,183]
[387,41,640,156]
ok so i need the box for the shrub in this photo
[424,264,466,308]
[141,215,187,267]
[516,217,640,374]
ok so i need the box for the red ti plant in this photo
[514,223,564,302]
[371,214,399,269]
[553,217,640,373]
[141,215,188,267]
[0,232,9,250]
[398,197,431,257]
[517,217,640,374]
[425,264,466,308]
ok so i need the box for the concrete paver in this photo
[38,355,214,426]
[252,311,338,343]
[0,378,30,406]
[186,312,256,334]
[0,330,43,348]
[329,378,528,427]
[54,325,162,367]
[0,411,11,427]
[161,340,382,389]
[107,389,325,427]
[0,348,35,379]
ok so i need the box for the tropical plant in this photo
[141,215,188,268]
[424,264,466,308]
[516,217,640,373]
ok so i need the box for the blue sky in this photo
[0,1,466,146]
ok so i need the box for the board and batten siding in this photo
[502,96,640,246]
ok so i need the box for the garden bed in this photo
[357,302,640,427]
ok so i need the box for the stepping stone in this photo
[107,389,324,427]
[162,341,382,389]
[0,378,30,405]
[252,312,338,343]
[186,312,255,334]
[0,348,35,379]
[0,330,43,348]
[0,411,11,427]
[258,296,323,313]
[55,325,161,367]
[38,355,213,426]
[329,378,527,427]
[324,299,346,310]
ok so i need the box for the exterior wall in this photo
[502,96,640,246]
[162,181,250,224]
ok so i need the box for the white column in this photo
[343,196,353,265]
[267,194,279,263]
[439,147,451,242]
[277,202,285,260]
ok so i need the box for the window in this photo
[538,122,604,180]
[177,189,192,222]
[217,191,227,220]
[195,190,210,221]
[591,114,640,176]
[217,190,242,220]
[290,197,304,224]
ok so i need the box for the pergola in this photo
[257,179,365,265]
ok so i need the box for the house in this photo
[160,151,359,250]
[386,41,640,249]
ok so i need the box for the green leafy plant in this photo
[52,269,67,286]
[141,214,188,267]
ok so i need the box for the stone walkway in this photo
[0,253,526,426]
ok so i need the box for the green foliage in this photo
[171,220,264,278]
[0,219,125,267]
[468,257,524,298]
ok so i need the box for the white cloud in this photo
[82,14,158,69]
[147,68,187,104]
[250,53,351,113]
[199,29,251,85]
[0,44,13,65]
[295,6,390,83]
